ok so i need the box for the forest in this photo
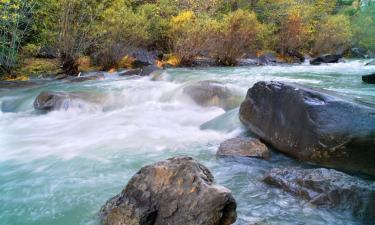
[1,0,375,78]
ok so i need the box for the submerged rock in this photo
[217,137,270,160]
[239,81,375,175]
[263,168,375,222]
[119,66,162,77]
[200,108,243,133]
[100,156,237,225]
[118,69,142,76]
[183,81,242,111]
[33,91,101,112]
[362,74,375,84]
[310,54,342,65]
[366,60,375,66]
[0,80,39,90]
[139,65,161,76]
[68,73,105,82]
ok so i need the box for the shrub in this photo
[169,11,214,66]
[278,8,311,54]
[208,10,266,66]
[21,44,41,58]
[313,15,353,55]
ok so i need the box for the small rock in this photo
[217,137,270,160]
[362,74,375,84]
[263,168,375,222]
[365,60,375,66]
[100,156,237,225]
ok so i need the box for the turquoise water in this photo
[1,60,374,225]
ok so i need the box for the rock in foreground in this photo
[183,81,242,111]
[100,156,237,225]
[362,74,375,84]
[217,137,270,160]
[263,168,375,221]
[239,81,375,175]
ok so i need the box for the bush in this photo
[21,44,41,58]
[313,15,353,55]
[278,8,311,54]
[169,11,214,65]
[208,10,266,66]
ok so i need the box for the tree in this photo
[0,0,35,75]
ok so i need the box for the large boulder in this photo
[310,54,342,65]
[263,168,375,222]
[33,91,100,112]
[217,137,270,160]
[363,74,375,84]
[239,81,375,175]
[183,81,242,111]
[100,156,237,225]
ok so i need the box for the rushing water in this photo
[1,60,375,225]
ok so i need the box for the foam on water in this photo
[1,61,374,225]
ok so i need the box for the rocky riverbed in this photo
[0,60,375,225]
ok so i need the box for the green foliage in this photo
[313,15,353,54]
[2,0,372,73]
[351,5,375,51]
[209,10,266,65]
[0,0,35,75]
[169,11,215,65]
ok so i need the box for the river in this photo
[1,60,374,225]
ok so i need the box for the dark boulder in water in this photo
[362,74,375,84]
[33,91,101,112]
[310,54,342,65]
[239,81,375,176]
[100,156,237,225]
[263,167,375,222]
[217,137,270,160]
[183,81,242,111]
[34,91,77,111]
